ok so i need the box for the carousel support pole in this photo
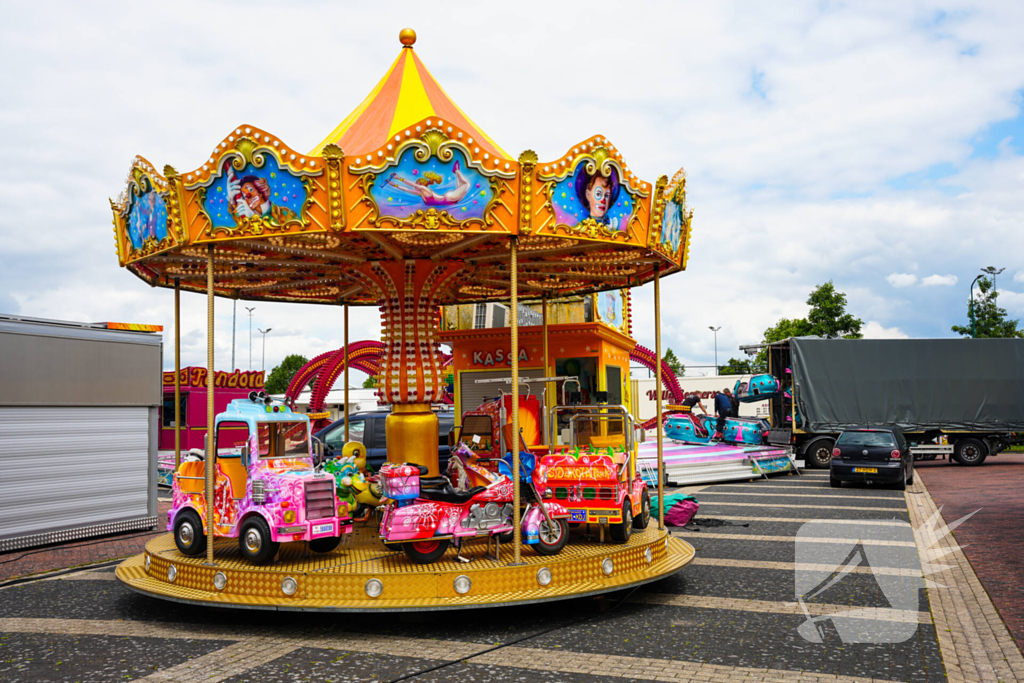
[510,237,522,565]
[205,244,216,564]
[174,278,181,471]
[654,263,665,531]
[344,304,350,442]
[542,293,550,443]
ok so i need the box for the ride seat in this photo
[217,457,248,498]
[176,459,205,494]
[419,484,487,504]
[418,476,449,490]
[589,435,626,449]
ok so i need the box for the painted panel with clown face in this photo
[204,156,305,230]
[370,148,492,222]
[551,164,633,232]
[127,189,169,250]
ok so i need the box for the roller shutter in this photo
[0,406,153,548]
[459,368,548,420]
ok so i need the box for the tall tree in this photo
[662,348,684,377]
[264,354,309,394]
[718,357,753,375]
[754,281,863,370]
[952,276,1024,338]
[805,281,864,339]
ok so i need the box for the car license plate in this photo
[853,467,878,474]
[312,523,334,535]
[569,510,587,522]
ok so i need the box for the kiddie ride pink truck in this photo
[169,392,351,564]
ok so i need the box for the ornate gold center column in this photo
[360,260,464,476]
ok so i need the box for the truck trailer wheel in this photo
[952,438,987,466]
[804,437,836,469]
[173,509,207,557]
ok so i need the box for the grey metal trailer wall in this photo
[790,338,1024,434]
[0,316,162,551]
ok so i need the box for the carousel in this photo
[112,29,695,611]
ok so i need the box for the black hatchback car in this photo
[830,426,914,490]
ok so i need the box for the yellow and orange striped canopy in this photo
[310,46,510,160]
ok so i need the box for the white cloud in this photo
[887,273,918,288]
[999,290,1024,315]
[861,321,910,339]
[1014,271,1024,283]
[921,274,959,286]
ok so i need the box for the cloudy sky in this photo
[2,1,1023,380]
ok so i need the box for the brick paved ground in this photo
[0,500,172,582]
[915,452,1024,655]
[1,470,1021,681]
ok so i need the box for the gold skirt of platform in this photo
[116,524,694,612]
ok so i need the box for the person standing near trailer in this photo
[713,389,733,441]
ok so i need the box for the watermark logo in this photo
[794,507,977,643]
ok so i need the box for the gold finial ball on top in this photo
[399,28,416,47]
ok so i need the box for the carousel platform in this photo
[115,523,694,612]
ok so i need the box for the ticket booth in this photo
[439,290,635,453]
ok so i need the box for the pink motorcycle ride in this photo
[378,442,570,564]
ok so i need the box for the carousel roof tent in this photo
[310,30,509,161]
[110,29,692,308]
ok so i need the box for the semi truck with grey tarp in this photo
[0,315,162,552]
[745,337,1024,469]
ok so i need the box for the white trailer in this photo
[0,315,162,552]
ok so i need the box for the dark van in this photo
[830,426,914,490]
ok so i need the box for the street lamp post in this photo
[982,266,1005,295]
[709,326,721,376]
[969,275,983,339]
[245,307,255,370]
[258,328,272,373]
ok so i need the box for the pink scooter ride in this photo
[378,443,570,564]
